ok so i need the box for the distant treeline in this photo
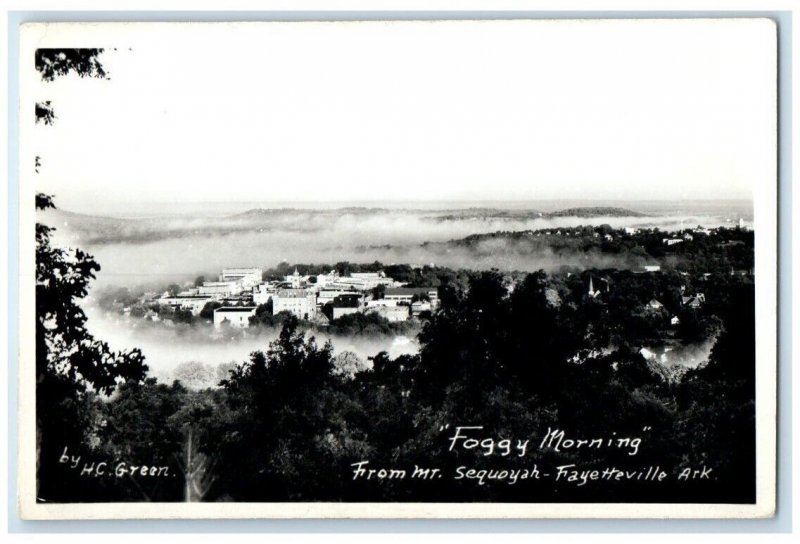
[442,225,754,274]
[428,206,646,222]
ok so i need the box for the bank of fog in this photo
[71,212,734,288]
[72,211,733,386]
[83,305,418,389]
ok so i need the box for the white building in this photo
[176,288,200,296]
[252,288,271,305]
[213,306,257,328]
[366,299,398,308]
[639,347,657,361]
[315,270,339,289]
[198,281,242,296]
[159,295,215,315]
[384,287,438,307]
[252,282,280,305]
[318,289,359,306]
[284,268,309,289]
[350,272,382,280]
[220,268,262,289]
[332,306,361,320]
[273,289,317,319]
[330,293,363,320]
[411,301,433,316]
[328,278,371,291]
[329,271,396,291]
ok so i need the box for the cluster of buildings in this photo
[584,273,706,327]
[158,267,439,329]
[159,268,264,316]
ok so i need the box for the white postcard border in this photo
[16,19,778,520]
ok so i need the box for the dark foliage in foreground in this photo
[36,196,148,502]
[35,48,108,82]
[37,254,756,502]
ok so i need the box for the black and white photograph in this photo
[17,19,777,519]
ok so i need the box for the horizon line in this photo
[49,197,755,206]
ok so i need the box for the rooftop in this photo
[222,268,262,272]
[385,287,436,295]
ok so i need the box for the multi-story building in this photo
[252,287,271,306]
[332,306,361,320]
[219,268,263,289]
[384,287,439,307]
[329,272,396,291]
[213,306,257,328]
[159,295,215,315]
[198,281,243,296]
[330,293,363,320]
[252,281,281,305]
[318,289,360,306]
[365,299,398,308]
[273,289,317,320]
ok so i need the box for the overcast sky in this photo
[28,20,775,212]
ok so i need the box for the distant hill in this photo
[429,206,645,222]
[545,207,647,218]
[234,207,393,218]
[39,204,648,246]
[48,205,645,225]
[427,209,542,222]
[37,208,139,231]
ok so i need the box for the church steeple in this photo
[588,276,601,298]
